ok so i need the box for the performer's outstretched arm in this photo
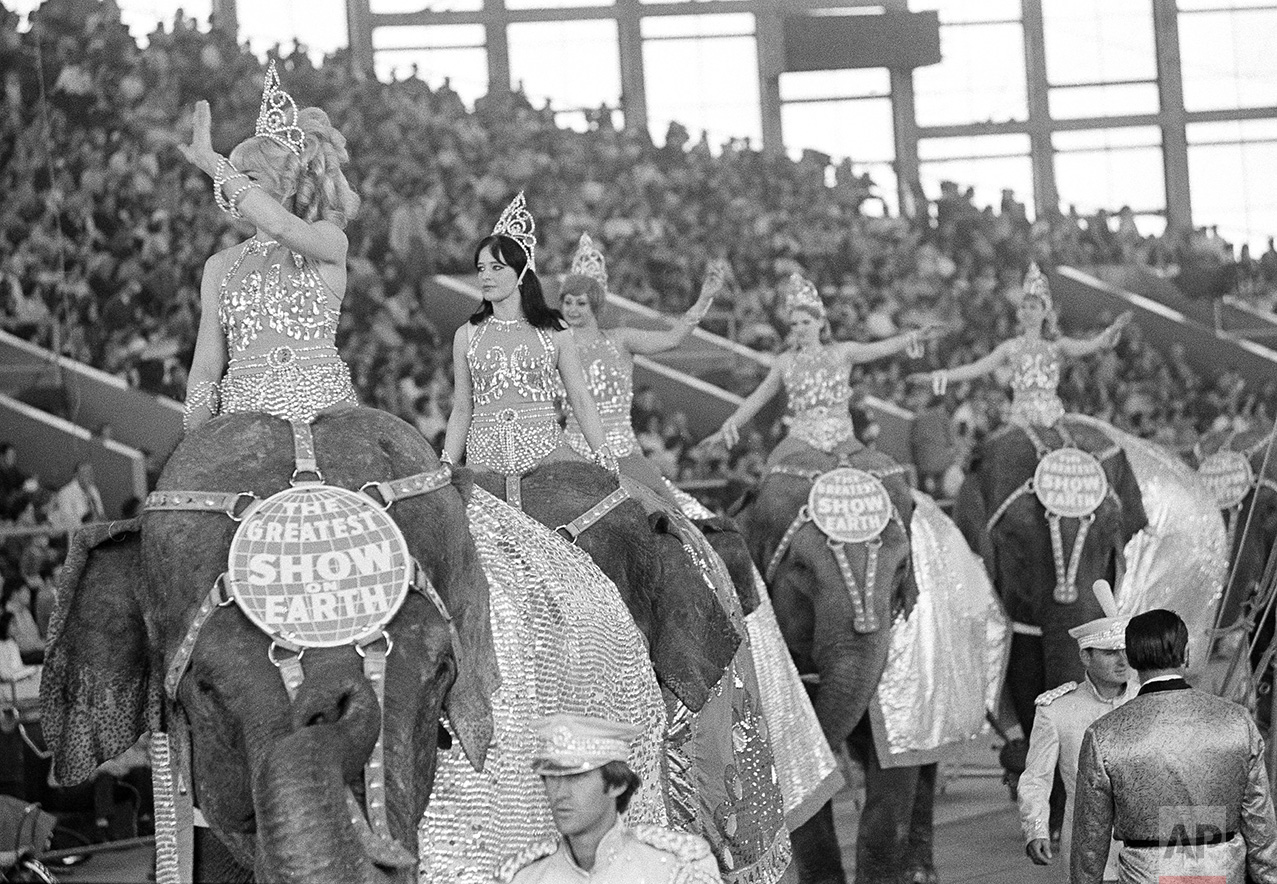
[907,340,1012,389]
[180,100,349,268]
[556,330,616,470]
[1056,312,1132,359]
[614,262,724,356]
[183,254,230,433]
[441,326,473,465]
[711,362,784,449]
[845,323,946,366]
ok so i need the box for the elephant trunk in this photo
[252,726,413,884]
[814,635,892,747]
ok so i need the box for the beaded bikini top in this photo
[218,239,339,356]
[781,346,853,418]
[1007,336,1064,426]
[576,333,633,418]
[466,317,559,408]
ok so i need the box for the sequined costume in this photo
[465,318,568,475]
[774,346,860,461]
[1006,337,1065,428]
[563,332,796,881]
[870,491,1011,769]
[217,238,357,423]
[1072,678,1277,884]
[565,334,641,459]
[419,488,668,883]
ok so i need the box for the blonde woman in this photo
[179,62,361,429]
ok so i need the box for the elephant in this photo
[735,445,930,884]
[475,462,793,882]
[1195,426,1277,634]
[954,418,1146,739]
[40,407,498,884]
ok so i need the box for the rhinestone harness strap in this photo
[762,461,908,634]
[1194,430,1277,556]
[142,421,456,883]
[983,421,1123,604]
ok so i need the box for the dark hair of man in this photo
[1125,609,1189,671]
[470,235,566,332]
[599,760,641,814]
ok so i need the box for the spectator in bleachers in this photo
[51,460,105,529]
[1,580,43,664]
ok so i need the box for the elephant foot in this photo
[905,866,939,884]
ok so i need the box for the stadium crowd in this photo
[2,0,1277,535]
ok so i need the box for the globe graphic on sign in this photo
[227,485,412,647]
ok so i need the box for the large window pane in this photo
[1042,0,1155,86]
[909,0,1020,24]
[914,22,1027,126]
[643,17,760,147]
[371,0,481,11]
[1180,7,1277,111]
[1054,128,1165,218]
[1048,83,1160,119]
[374,25,488,106]
[237,0,347,57]
[509,20,620,114]
[782,97,894,165]
[918,134,1033,210]
[1188,120,1277,252]
[506,0,612,8]
[779,69,890,103]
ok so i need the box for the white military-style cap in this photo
[1067,579,1129,650]
[529,714,642,776]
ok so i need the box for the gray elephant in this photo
[953,420,1147,739]
[40,408,497,884]
[737,447,931,884]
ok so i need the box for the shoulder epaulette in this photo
[494,838,558,883]
[630,824,713,864]
[1035,681,1079,707]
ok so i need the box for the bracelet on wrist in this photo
[931,370,949,397]
[225,181,261,220]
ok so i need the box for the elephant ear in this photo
[41,519,160,786]
[694,515,760,614]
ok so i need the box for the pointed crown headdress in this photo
[491,192,537,272]
[570,233,607,291]
[1021,262,1053,312]
[780,273,825,321]
[255,60,306,158]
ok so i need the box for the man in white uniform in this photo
[1019,580,1136,882]
[496,714,722,883]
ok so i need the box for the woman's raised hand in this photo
[1102,311,1134,346]
[918,321,949,342]
[179,100,220,177]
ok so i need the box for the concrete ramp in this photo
[1052,267,1277,393]
[422,275,916,463]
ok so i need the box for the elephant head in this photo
[961,420,1146,722]
[739,448,917,747]
[41,407,498,884]
[1197,427,1277,631]
[474,461,741,713]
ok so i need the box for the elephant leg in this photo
[789,800,847,884]
[903,763,938,883]
[195,829,253,884]
[1007,632,1046,737]
[850,716,920,884]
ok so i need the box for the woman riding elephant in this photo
[42,65,507,883]
[557,234,841,835]
[703,274,1003,884]
[910,264,1225,739]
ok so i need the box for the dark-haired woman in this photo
[441,197,616,501]
[421,196,669,882]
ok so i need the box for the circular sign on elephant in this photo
[227,485,412,648]
[808,468,893,544]
[1198,451,1254,510]
[1034,448,1108,519]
